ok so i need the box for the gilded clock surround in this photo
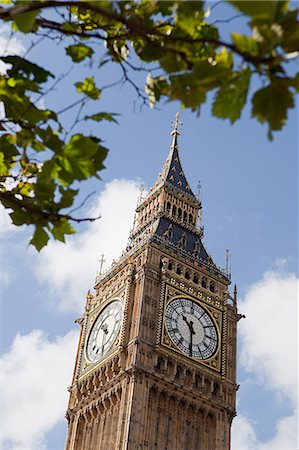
[65,117,238,450]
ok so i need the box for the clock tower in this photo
[65,114,239,450]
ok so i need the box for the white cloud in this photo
[0,25,26,74]
[232,410,298,450]
[232,266,299,450]
[1,329,78,450]
[260,410,299,450]
[232,414,258,449]
[239,268,298,404]
[35,179,141,312]
[0,204,20,237]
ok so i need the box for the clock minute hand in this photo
[189,320,195,357]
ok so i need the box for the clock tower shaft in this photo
[65,116,238,450]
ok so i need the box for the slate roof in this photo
[155,135,196,198]
[151,217,226,279]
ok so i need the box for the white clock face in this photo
[86,300,123,363]
[165,298,218,360]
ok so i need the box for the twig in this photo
[68,191,96,214]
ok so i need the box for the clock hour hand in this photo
[100,323,109,335]
[183,315,195,357]
[99,323,109,355]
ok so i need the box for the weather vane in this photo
[171,112,183,136]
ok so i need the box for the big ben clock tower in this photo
[65,114,239,450]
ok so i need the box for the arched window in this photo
[185,270,190,280]
[178,208,182,219]
[166,202,171,212]
[172,205,177,216]
[213,383,220,398]
[189,214,193,224]
[202,277,207,289]
[193,273,199,284]
[175,365,182,381]
[168,261,173,270]
[176,265,182,275]
[183,211,188,222]
[210,281,216,293]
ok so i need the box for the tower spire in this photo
[171,112,181,137]
[170,112,182,148]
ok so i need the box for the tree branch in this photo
[0,190,101,223]
[0,1,281,67]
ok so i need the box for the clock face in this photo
[165,298,218,360]
[86,300,123,363]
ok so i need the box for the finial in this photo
[234,284,237,302]
[197,180,202,201]
[225,249,232,278]
[138,184,144,204]
[97,254,105,276]
[171,112,182,137]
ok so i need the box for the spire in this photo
[156,112,195,197]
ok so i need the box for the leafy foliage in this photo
[0,0,298,249]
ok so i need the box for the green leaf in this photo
[215,47,234,69]
[30,226,49,251]
[17,181,33,196]
[290,72,299,92]
[251,80,294,132]
[133,40,165,62]
[229,1,289,23]
[57,134,107,183]
[0,134,19,157]
[57,187,78,209]
[193,61,230,88]
[0,135,19,175]
[66,44,94,62]
[212,69,251,123]
[145,74,169,108]
[37,127,64,152]
[75,77,101,99]
[14,10,39,33]
[51,219,75,243]
[231,33,260,56]
[25,105,56,125]
[0,56,54,83]
[34,175,56,202]
[176,1,205,35]
[281,19,299,52]
[160,53,188,73]
[84,112,119,123]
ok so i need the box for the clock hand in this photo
[183,315,196,357]
[101,329,106,356]
[98,322,109,355]
[182,315,189,325]
[100,323,109,335]
[189,320,195,357]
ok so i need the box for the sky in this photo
[0,3,298,450]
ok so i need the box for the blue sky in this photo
[0,3,298,449]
